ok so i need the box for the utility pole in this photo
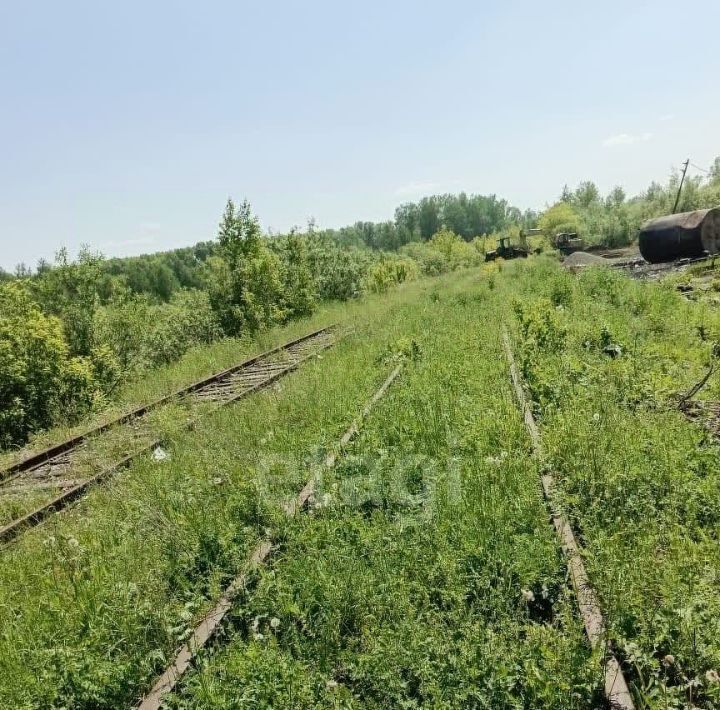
[672,158,690,213]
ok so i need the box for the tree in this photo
[606,186,626,207]
[218,198,262,268]
[0,282,96,446]
[573,181,600,208]
[709,156,720,183]
[279,232,317,320]
[418,197,441,240]
[14,263,32,278]
[207,199,285,336]
[394,202,420,244]
[34,247,104,357]
[538,202,581,236]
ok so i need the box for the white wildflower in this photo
[270,617,281,630]
[521,589,535,603]
[67,537,80,548]
[212,477,224,486]
[593,413,600,422]
[662,654,675,667]
[326,680,338,690]
[253,632,264,641]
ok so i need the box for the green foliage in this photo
[510,257,720,705]
[141,290,222,368]
[362,255,419,294]
[303,235,373,301]
[207,200,286,336]
[399,242,449,276]
[428,228,481,269]
[102,242,213,301]
[322,192,536,250]
[539,160,720,249]
[33,246,105,357]
[0,282,99,446]
[538,202,581,237]
[96,289,221,373]
[272,232,318,320]
[513,298,567,354]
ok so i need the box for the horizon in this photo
[2,0,719,270]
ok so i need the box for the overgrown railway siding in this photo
[137,363,404,709]
[0,326,337,544]
[503,328,634,709]
[170,304,602,708]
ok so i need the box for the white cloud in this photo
[395,181,441,196]
[602,132,653,147]
[659,114,674,121]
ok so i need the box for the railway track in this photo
[502,328,635,710]
[0,326,338,545]
[137,363,404,709]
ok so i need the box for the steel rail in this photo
[136,363,404,710]
[0,327,338,545]
[1,326,336,483]
[502,328,635,710]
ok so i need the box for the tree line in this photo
[0,199,486,448]
[539,158,720,248]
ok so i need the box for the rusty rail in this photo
[1,327,335,482]
[136,363,404,709]
[0,327,338,545]
[502,328,635,710]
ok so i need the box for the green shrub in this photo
[363,256,419,294]
[0,282,99,446]
[141,290,221,367]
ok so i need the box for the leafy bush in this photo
[32,247,105,357]
[363,256,419,294]
[0,282,99,447]
[140,290,221,367]
[538,202,581,237]
[95,289,220,373]
[270,232,318,320]
[206,200,286,336]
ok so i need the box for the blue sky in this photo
[1,0,719,270]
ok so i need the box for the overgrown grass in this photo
[509,257,720,707]
[171,268,600,708]
[7,257,720,708]
[0,270,515,707]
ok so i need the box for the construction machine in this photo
[484,237,529,262]
[554,232,585,254]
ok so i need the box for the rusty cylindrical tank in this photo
[638,207,720,263]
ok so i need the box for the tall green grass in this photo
[508,257,720,708]
[7,257,720,708]
[172,268,600,708]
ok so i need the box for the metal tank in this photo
[638,207,720,263]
